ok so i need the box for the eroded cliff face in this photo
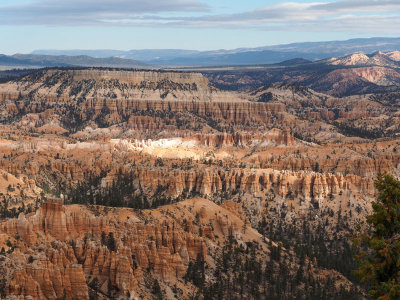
[0,198,362,300]
[1,95,285,130]
[196,129,295,147]
[250,146,400,177]
[2,68,398,142]
[99,166,374,201]
[1,135,396,190]
[0,68,243,103]
[0,199,208,299]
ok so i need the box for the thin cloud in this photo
[167,0,400,26]
[312,0,400,13]
[0,0,400,35]
[151,0,400,34]
[0,0,209,25]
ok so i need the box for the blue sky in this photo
[1,0,400,54]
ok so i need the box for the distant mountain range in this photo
[326,51,400,68]
[31,37,400,67]
[1,50,400,97]
[0,54,149,69]
[1,37,400,95]
[200,50,400,97]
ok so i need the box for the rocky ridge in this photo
[328,51,400,68]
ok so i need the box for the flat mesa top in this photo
[0,68,249,103]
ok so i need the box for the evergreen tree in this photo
[107,232,116,252]
[101,231,107,246]
[354,174,400,300]
[152,279,163,300]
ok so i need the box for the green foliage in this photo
[354,174,400,300]
[0,196,39,219]
[152,279,163,300]
[184,252,206,288]
[199,238,360,300]
[88,277,100,300]
[67,170,175,209]
[100,231,116,252]
[107,232,116,252]
[0,276,5,298]
[89,277,100,291]
[333,121,384,139]
[260,216,359,283]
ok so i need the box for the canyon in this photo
[0,67,398,299]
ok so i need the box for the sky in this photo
[0,0,400,54]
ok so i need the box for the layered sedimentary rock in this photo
[2,68,399,142]
[0,68,241,103]
[197,129,295,147]
[250,141,400,177]
[0,200,208,299]
[0,67,395,299]
[0,196,364,299]
[126,167,375,200]
[0,95,284,128]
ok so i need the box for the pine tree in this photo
[353,174,400,300]
[101,231,107,246]
[107,232,116,252]
[152,279,163,300]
